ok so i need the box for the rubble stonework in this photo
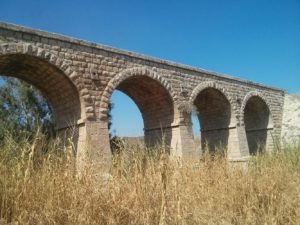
[281,95,300,142]
[0,22,285,168]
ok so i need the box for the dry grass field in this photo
[0,133,300,225]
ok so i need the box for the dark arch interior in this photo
[0,54,82,140]
[193,88,231,153]
[111,75,175,149]
[244,96,271,154]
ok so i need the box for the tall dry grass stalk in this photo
[0,132,300,225]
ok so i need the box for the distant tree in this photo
[107,99,122,153]
[107,100,114,138]
[0,77,55,141]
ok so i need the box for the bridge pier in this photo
[168,114,252,162]
[169,123,196,159]
[75,120,111,174]
[227,125,251,161]
[143,122,195,158]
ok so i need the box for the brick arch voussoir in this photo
[189,81,238,123]
[0,42,94,120]
[240,91,273,126]
[99,66,179,120]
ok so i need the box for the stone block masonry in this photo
[0,22,285,170]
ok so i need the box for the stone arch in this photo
[240,91,273,126]
[188,81,236,152]
[241,91,274,154]
[0,42,95,122]
[189,81,237,122]
[100,66,179,118]
[100,66,180,150]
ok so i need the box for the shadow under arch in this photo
[241,92,274,154]
[0,44,86,149]
[189,82,236,154]
[100,67,180,151]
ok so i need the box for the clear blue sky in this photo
[0,0,299,136]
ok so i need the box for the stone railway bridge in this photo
[0,22,285,168]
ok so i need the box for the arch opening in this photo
[0,54,82,144]
[244,96,273,154]
[191,112,201,152]
[107,75,176,151]
[193,87,232,154]
[0,76,55,137]
[109,90,143,140]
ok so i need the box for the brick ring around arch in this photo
[240,91,273,126]
[0,42,95,120]
[188,81,238,123]
[99,66,180,120]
